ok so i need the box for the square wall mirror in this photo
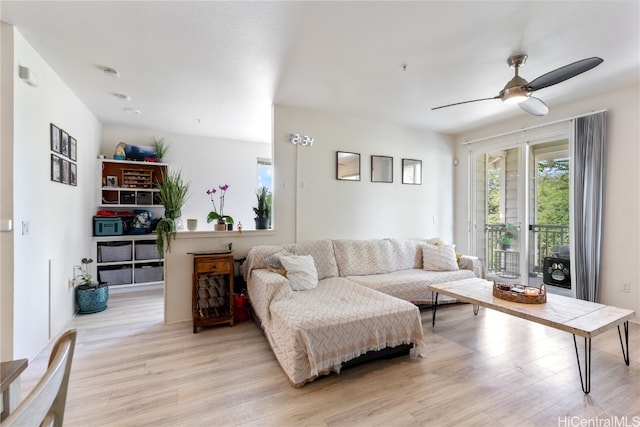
[402,158,422,185]
[336,151,361,181]
[371,155,393,183]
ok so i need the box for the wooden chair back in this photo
[3,329,77,427]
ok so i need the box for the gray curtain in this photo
[572,112,606,302]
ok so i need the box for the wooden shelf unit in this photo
[99,159,167,208]
[192,253,234,332]
[95,158,167,289]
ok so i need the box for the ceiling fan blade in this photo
[431,96,499,110]
[526,57,603,92]
[519,96,549,116]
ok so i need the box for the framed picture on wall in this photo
[402,159,422,185]
[371,155,393,183]
[61,130,69,157]
[50,124,61,153]
[51,154,61,182]
[336,151,361,181]
[70,162,77,186]
[69,137,77,161]
[61,159,70,184]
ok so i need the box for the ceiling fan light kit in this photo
[501,86,529,104]
[431,54,603,116]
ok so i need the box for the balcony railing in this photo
[529,224,570,274]
[485,223,569,275]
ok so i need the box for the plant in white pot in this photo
[206,184,234,230]
[156,168,190,253]
[75,257,109,314]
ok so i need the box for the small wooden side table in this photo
[191,252,235,333]
[1,358,28,420]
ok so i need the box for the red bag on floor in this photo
[234,293,251,322]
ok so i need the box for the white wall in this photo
[453,85,640,320]
[101,125,271,230]
[4,26,102,360]
[1,22,16,361]
[273,105,457,242]
[101,126,280,325]
[164,105,460,323]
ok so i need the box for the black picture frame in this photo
[336,151,361,181]
[61,159,70,184]
[61,130,69,158]
[371,155,393,183]
[51,154,61,182]
[69,137,77,161]
[70,162,77,186]
[402,158,422,185]
[50,124,60,153]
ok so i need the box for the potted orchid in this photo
[207,184,234,230]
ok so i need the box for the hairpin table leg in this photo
[432,293,439,327]
[618,321,630,366]
[573,335,591,394]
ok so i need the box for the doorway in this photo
[472,138,571,294]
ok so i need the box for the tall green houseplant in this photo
[156,168,190,253]
[253,186,272,229]
[152,136,169,162]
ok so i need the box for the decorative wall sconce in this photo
[289,133,314,146]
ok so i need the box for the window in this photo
[257,158,272,190]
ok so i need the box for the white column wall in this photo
[6,27,102,360]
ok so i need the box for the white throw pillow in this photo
[422,243,459,271]
[280,255,319,291]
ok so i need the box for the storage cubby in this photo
[94,236,163,288]
[98,265,133,286]
[134,262,163,283]
[95,158,167,289]
[98,159,167,208]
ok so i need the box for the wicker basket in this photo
[493,282,547,304]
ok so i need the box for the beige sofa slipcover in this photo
[243,238,484,386]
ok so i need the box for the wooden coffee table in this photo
[428,278,634,394]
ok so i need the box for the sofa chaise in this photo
[243,238,484,387]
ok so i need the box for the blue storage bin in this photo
[93,217,123,236]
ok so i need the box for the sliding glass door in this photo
[474,147,523,281]
[472,136,570,289]
[528,140,571,289]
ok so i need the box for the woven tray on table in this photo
[493,282,547,304]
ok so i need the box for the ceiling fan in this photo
[431,54,603,116]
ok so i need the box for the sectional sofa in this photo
[243,238,484,386]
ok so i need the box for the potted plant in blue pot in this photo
[75,257,109,314]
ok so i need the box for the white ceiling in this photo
[2,1,638,143]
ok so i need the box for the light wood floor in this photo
[21,289,639,426]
